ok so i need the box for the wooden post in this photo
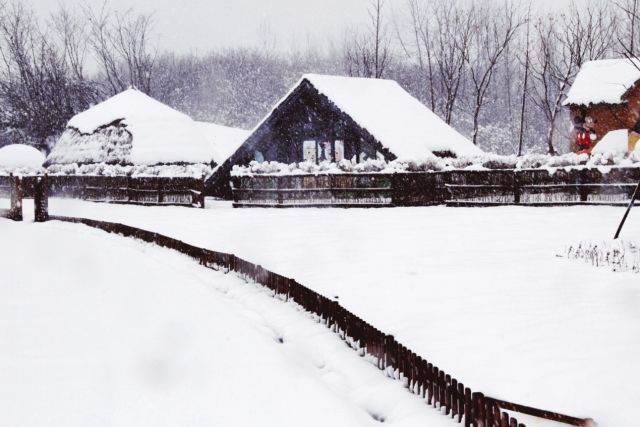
[200,175,206,208]
[158,178,164,204]
[513,171,521,204]
[614,180,640,239]
[8,174,23,221]
[34,174,49,222]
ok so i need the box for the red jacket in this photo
[576,130,591,148]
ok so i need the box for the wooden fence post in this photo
[464,388,472,427]
[513,171,521,204]
[34,174,49,222]
[8,174,23,221]
[158,179,164,204]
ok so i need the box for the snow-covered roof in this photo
[239,74,480,161]
[51,88,213,165]
[0,144,45,168]
[195,122,250,165]
[564,58,640,106]
[303,74,480,158]
[592,129,630,154]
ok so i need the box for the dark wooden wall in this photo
[248,85,383,164]
[567,83,640,152]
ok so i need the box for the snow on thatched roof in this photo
[47,88,213,165]
[564,58,640,106]
[0,144,45,168]
[300,74,480,158]
[195,122,249,165]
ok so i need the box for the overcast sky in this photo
[27,0,372,54]
[27,0,575,55]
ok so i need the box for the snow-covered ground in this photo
[34,198,640,427]
[0,218,458,427]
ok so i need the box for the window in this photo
[303,140,316,162]
[319,141,332,162]
[254,150,264,162]
[335,140,345,162]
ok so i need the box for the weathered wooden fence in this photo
[446,167,640,207]
[46,214,593,427]
[231,167,640,208]
[231,174,395,207]
[46,175,205,207]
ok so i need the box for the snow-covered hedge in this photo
[231,152,640,176]
[566,240,640,273]
[45,162,211,178]
[0,165,45,176]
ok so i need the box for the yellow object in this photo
[629,131,640,152]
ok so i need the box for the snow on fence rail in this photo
[231,167,640,207]
[45,214,593,427]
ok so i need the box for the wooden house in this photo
[206,74,480,198]
[564,58,640,153]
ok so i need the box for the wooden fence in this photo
[44,175,205,207]
[231,167,640,208]
[446,167,640,207]
[46,214,593,427]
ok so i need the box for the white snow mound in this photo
[66,88,213,165]
[0,144,45,168]
[564,58,640,106]
[195,122,249,165]
[592,129,630,154]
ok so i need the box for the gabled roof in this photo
[54,88,212,165]
[564,58,640,106]
[239,74,480,160]
[302,74,480,158]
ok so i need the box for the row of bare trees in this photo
[388,0,634,155]
[0,0,155,151]
[1,0,639,155]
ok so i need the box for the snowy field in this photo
[27,198,640,427]
[0,218,458,427]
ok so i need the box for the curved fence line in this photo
[47,214,594,427]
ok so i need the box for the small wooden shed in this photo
[564,58,640,153]
[206,74,480,198]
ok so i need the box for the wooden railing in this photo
[47,214,595,427]
[231,167,640,208]
[1,174,205,208]
[47,175,205,207]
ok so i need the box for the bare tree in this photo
[432,1,474,124]
[518,5,532,156]
[529,1,616,154]
[344,0,390,78]
[0,1,96,150]
[466,2,523,145]
[396,0,439,111]
[614,0,640,59]
[85,2,156,94]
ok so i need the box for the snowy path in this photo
[43,198,640,426]
[0,218,457,427]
